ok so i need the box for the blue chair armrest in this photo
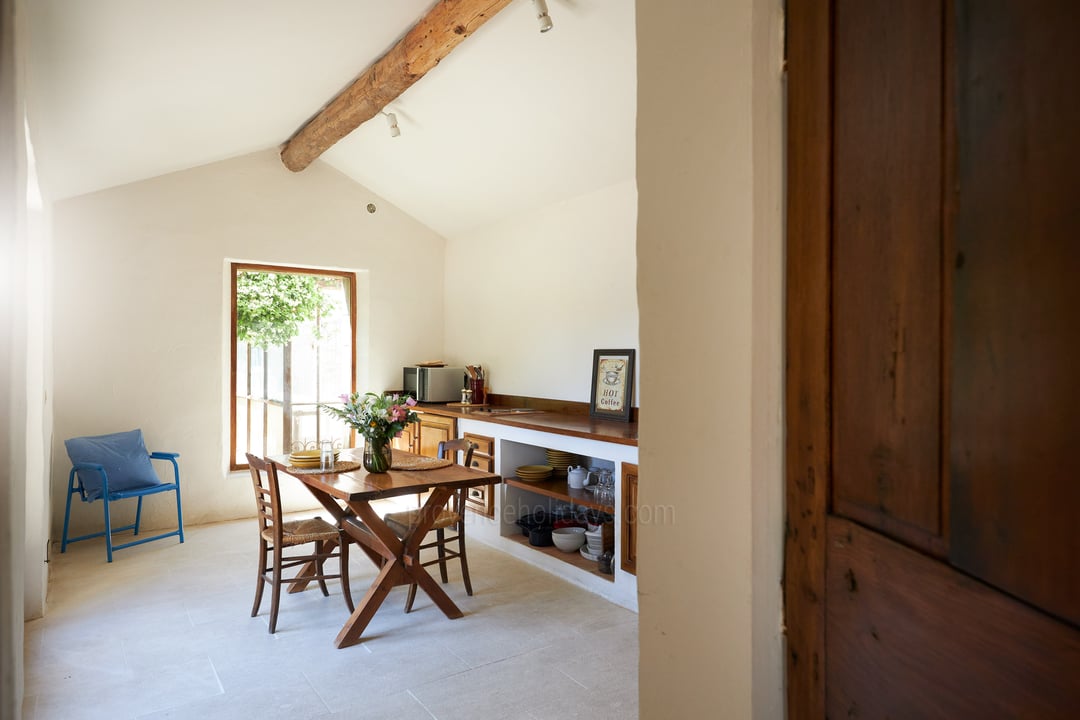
[71,462,110,499]
[149,452,181,485]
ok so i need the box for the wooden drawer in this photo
[464,432,495,517]
[466,433,493,458]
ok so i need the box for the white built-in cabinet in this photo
[457,418,639,612]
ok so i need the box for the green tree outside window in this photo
[235,271,333,348]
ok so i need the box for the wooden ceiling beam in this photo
[280,0,514,172]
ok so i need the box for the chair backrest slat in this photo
[436,439,476,515]
[246,453,283,540]
[437,438,476,468]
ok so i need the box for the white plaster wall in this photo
[443,179,639,402]
[50,150,448,538]
[636,0,785,717]
[2,1,31,715]
[751,1,787,716]
[23,153,51,622]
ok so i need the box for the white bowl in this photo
[551,527,587,552]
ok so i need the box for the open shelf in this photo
[505,477,615,513]
[505,532,614,582]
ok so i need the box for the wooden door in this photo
[785,1,1080,717]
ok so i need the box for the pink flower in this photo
[405,397,417,407]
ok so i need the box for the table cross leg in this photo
[335,558,398,648]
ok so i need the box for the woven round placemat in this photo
[391,450,453,470]
[285,460,363,475]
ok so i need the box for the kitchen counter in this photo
[403,395,640,611]
[412,401,638,447]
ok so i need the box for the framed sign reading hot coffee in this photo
[589,349,635,422]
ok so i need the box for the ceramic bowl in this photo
[551,526,587,552]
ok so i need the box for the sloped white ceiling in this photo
[25,0,636,239]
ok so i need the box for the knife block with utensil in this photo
[466,364,486,405]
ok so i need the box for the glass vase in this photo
[362,436,393,473]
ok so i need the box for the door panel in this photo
[832,0,946,552]
[950,0,1080,628]
[827,518,1080,719]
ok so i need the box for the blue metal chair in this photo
[62,429,185,562]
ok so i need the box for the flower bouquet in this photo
[320,392,419,472]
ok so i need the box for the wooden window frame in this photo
[229,262,357,472]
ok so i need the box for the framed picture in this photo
[589,349,636,422]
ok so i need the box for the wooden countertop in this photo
[413,401,638,447]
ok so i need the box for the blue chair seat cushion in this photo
[65,429,162,501]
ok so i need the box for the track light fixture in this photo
[532,0,553,33]
[381,111,400,137]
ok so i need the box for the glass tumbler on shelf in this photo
[600,469,615,506]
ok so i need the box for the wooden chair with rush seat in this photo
[384,438,477,612]
[246,453,354,633]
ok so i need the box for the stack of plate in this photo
[288,449,338,468]
[544,449,576,476]
[581,527,604,560]
[515,464,553,482]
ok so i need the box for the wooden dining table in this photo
[276,448,501,648]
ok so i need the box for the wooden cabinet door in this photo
[620,462,637,575]
[390,421,417,454]
[786,1,1080,717]
[417,413,455,458]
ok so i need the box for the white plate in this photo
[580,547,601,561]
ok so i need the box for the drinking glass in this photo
[320,440,334,471]
[600,469,614,505]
